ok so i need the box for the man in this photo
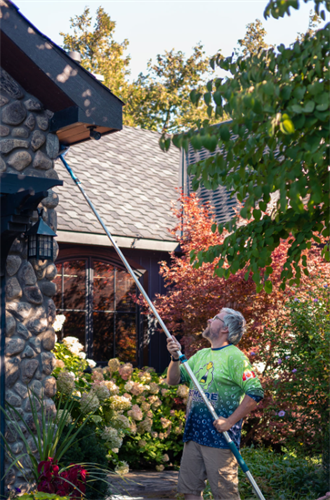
[166,307,264,500]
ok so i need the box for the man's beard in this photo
[202,325,218,342]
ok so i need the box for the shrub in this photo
[53,346,188,471]
[58,427,109,500]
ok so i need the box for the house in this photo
[0,0,123,493]
[53,126,180,372]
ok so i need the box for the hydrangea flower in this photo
[112,413,130,429]
[54,359,65,369]
[161,389,170,397]
[137,418,152,434]
[160,417,171,429]
[127,404,143,421]
[152,398,162,410]
[129,421,137,435]
[91,381,110,402]
[141,401,151,412]
[91,369,104,382]
[57,371,75,396]
[108,358,120,373]
[104,380,120,395]
[123,392,132,400]
[149,382,160,394]
[110,395,132,411]
[130,382,145,396]
[118,363,134,380]
[156,465,164,472]
[115,461,129,476]
[138,439,147,448]
[53,314,66,333]
[177,385,189,398]
[56,409,72,426]
[101,426,122,448]
[86,359,97,368]
[124,381,134,392]
[151,432,158,438]
[80,392,100,414]
[138,371,152,383]
[159,432,165,440]
[162,454,169,462]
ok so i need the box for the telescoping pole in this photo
[59,153,266,500]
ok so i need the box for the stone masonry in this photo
[1,68,60,491]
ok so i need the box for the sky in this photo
[13,0,328,81]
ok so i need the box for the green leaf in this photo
[280,119,295,134]
[265,280,273,294]
[302,101,315,113]
[220,125,230,141]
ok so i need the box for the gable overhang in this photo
[0,0,124,146]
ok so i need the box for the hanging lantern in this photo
[26,210,56,261]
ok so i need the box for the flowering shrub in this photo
[53,343,187,470]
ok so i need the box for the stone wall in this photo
[1,68,60,492]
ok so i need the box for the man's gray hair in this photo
[222,308,246,345]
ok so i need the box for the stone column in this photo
[1,68,59,492]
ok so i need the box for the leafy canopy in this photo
[165,0,329,291]
[60,8,220,132]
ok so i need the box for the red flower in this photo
[37,458,88,497]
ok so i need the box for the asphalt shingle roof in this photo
[55,126,180,241]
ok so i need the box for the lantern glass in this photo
[28,235,37,258]
[39,235,52,259]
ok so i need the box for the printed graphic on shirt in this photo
[180,345,264,450]
[195,361,214,390]
[242,370,256,381]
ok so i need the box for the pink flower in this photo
[118,363,134,380]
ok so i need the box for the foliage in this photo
[198,447,327,500]
[12,494,71,500]
[37,458,87,498]
[60,7,130,100]
[132,45,222,134]
[1,392,91,489]
[252,285,330,459]
[138,193,329,457]
[60,7,222,132]
[58,428,109,500]
[166,1,329,290]
[53,343,188,470]
[235,19,270,58]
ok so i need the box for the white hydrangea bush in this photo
[52,336,188,470]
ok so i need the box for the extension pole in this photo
[59,153,266,500]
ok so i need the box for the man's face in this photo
[202,311,227,341]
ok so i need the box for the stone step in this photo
[108,470,179,499]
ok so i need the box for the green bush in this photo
[200,447,326,500]
[58,426,109,500]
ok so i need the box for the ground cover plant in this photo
[197,447,326,500]
[53,337,188,472]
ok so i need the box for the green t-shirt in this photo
[180,344,264,449]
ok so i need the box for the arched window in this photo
[53,257,139,364]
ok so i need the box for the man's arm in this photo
[166,336,182,386]
[213,394,258,432]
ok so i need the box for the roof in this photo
[55,127,180,249]
[0,0,123,145]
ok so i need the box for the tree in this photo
[60,7,223,132]
[60,7,131,100]
[164,0,329,291]
[129,44,223,134]
[235,19,270,58]
[139,193,329,457]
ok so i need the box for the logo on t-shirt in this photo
[242,370,256,381]
[196,361,214,390]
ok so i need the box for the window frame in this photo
[54,253,145,365]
